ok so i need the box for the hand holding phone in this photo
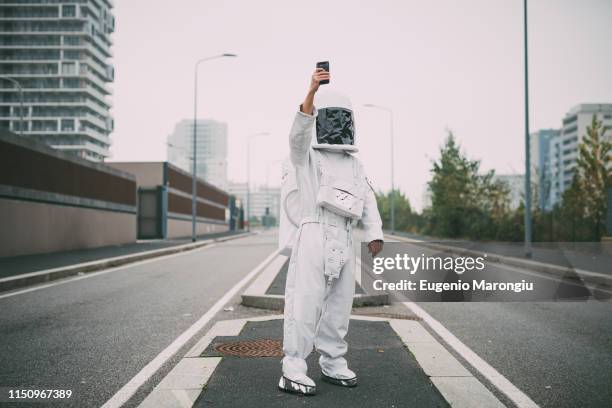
[316,61,330,85]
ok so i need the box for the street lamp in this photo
[0,76,25,136]
[523,0,532,258]
[246,132,269,232]
[192,53,237,242]
[363,103,395,234]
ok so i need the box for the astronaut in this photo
[278,68,384,396]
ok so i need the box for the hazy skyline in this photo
[109,0,612,211]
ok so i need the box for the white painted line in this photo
[389,319,437,343]
[100,248,282,408]
[352,315,504,407]
[0,244,217,300]
[155,357,221,390]
[185,319,246,358]
[139,315,283,408]
[432,377,506,408]
[402,300,539,408]
[356,257,535,406]
[407,341,472,377]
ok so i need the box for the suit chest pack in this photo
[314,150,366,220]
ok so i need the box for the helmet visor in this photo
[316,107,355,145]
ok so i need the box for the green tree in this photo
[426,131,478,237]
[375,189,422,233]
[424,130,512,240]
[561,114,611,240]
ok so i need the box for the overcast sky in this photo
[108,0,612,211]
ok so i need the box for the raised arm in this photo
[289,68,330,166]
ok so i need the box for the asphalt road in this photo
[361,237,612,408]
[0,231,277,408]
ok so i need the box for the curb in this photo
[239,252,390,311]
[0,232,254,293]
[241,293,391,311]
[386,233,612,286]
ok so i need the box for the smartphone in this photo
[316,61,329,85]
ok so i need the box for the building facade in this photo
[549,104,612,208]
[107,161,233,239]
[529,128,560,210]
[167,119,228,191]
[227,181,280,226]
[0,0,115,161]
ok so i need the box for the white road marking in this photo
[403,300,539,408]
[0,244,217,300]
[356,258,539,408]
[100,247,282,408]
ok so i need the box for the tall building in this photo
[0,0,115,161]
[529,128,560,210]
[530,104,612,210]
[227,181,280,225]
[167,119,228,190]
[549,104,612,208]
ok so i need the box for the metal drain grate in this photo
[215,339,283,357]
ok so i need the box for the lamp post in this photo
[523,0,532,258]
[192,53,237,242]
[0,76,25,135]
[246,132,269,232]
[364,103,395,234]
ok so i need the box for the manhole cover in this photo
[215,339,283,357]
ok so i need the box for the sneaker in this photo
[278,375,316,396]
[321,372,358,387]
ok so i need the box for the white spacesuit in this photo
[278,89,383,395]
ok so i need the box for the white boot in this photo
[278,373,316,396]
[320,356,358,387]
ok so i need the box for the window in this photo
[61,119,75,132]
[63,78,81,88]
[62,5,77,18]
[64,36,80,46]
[63,50,81,60]
[61,62,77,75]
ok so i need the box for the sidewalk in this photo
[194,318,449,408]
[138,307,505,408]
[388,230,612,276]
[0,230,243,280]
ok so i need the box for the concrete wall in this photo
[106,161,164,188]
[166,217,229,239]
[108,161,235,239]
[0,198,136,258]
[0,130,138,258]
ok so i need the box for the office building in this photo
[227,181,280,225]
[549,104,612,208]
[529,129,560,210]
[0,0,115,161]
[167,119,228,191]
